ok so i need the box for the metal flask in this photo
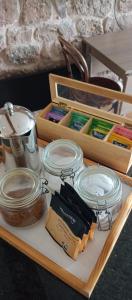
[0,102,41,173]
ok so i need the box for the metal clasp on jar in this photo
[96,199,112,231]
[40,178,49,194]
[60,168,75,185]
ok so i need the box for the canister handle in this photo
[4,102,14,116]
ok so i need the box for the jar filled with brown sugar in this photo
[0,168,47,227]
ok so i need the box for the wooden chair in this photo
[58,36,122,113]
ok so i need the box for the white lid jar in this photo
[42,139,84,192]
[0,168,47,227]
[74,165,122,231]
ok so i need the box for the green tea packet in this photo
[88,118,113,139]
[69,112,89,131]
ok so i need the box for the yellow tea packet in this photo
[108,132,132,149]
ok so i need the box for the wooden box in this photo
[36,74,132,174]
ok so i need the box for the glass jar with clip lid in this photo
[74,165,122,231]
[42,139,84,193]
[0,168,47,227]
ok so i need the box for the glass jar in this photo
[42,139,84,192]
[74,165,122,231]
[0,168,47,227]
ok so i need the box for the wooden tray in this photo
[0,139,132,298]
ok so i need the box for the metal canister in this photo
[0,102,41,173]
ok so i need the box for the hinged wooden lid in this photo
[49,74,132,126]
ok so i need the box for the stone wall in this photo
[0,0,132,79]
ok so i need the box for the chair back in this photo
[58,36,122,114]
[58,36,89,82]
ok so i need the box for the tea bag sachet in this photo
[46,192,85,259]
[45,183,97,260]
[60,183,97,240]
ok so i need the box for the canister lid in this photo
[74,165,122,209]
[0,102,35,138]
[42,139,83,176]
